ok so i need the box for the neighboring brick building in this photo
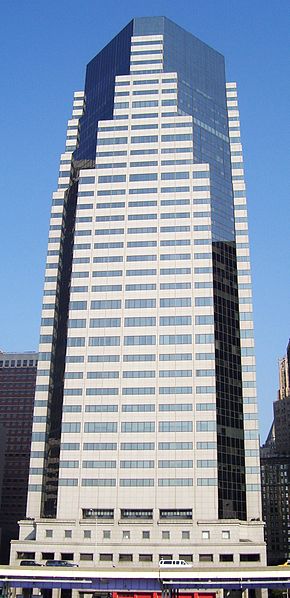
[0,352,37,563]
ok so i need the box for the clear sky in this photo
[0,0,289,441]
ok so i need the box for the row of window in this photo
[30,478,259,490]
[41,459,212,469]
[69,268,212,278]
[113,100,177,109]
[59,421,214,433]
[59,402,215,411]
[68,299,212,310]
[63,370,213,379]
[17,551,261,563]
[75,212,210,222]
[75,199,210,209]
[70,254,211,263]
[66,316,211,328]
[95,134,192,147]
[95,172,208,182]
[95,146,192,157]
[36,528,231,541]
[61,353,214,363]
[32,420,217,438]
[69,225,212,235]
[53,442,258,455]
[62,334,215,346]
[68,282,212,292]
[30,478,211,487]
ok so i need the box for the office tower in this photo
[261,340,290,564]
[274,340,290,453]
[0,352,38,563]
[11,17,265,568]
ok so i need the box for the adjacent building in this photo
[261,340,290,565]
[0,352,38,563]
[10,17,265,568]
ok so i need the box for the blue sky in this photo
[0,0,289,441]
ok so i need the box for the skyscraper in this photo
[261,340,290,564]
[11,17,265,568]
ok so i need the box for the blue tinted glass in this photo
[133,17,234,242]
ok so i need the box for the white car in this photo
[159,559,191,568]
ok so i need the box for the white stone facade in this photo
[10,33,265,568]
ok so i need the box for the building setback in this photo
[0,352,37,563]
[10,17,265,568]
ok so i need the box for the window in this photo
[120,459,154,468]
[82,479,116,487]
[126,283,156,291]
[182,531,190,540]
[103,530,111,539]
[222,530,231,539]
[124,335,156,346]
[159,371,192,380]
[131,134,158,143]
[62,423,81,433]
[240,554,260,562]
[83,508,114,519]
[83,530,91,539]
[64,530,72,538]
[121,509,153,519]
[179,554,193,562]
[83,443,117,451]
[89,336,120,347]
[46,530,53,538]
[129,173,157,181]
[199,554,213,562]
[80,553,93,561]
[158,460,192,468]
[142,531,150,539]
[123,354,155,362]
[159,387,192,395]
[159,421,192,432]
[220,554,234,562]
[123,531,130,540]
[121,422,155,433]
[126,268,156,276]
[122,387,155,396]
[160,334,192,345]
[121,443,155,451]
[160,316,192,326]
[160,509,192,519]
[119,554,133,562]
[125,299,156,309]
[158,478,193,486]
[61,553,74,561]
[120,479,154,487]
[84,422,117,433]
[100,553,113,561]
[162,531,170,540]
[139,554,153,562]
[124,317,156,327]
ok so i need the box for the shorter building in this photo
[261,340,290,565]
[0,352,37,563]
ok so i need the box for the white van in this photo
[159,559,191,568]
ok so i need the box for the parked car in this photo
[20,560,42,566]
[159,559,191,567]
[45,560,78,567]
